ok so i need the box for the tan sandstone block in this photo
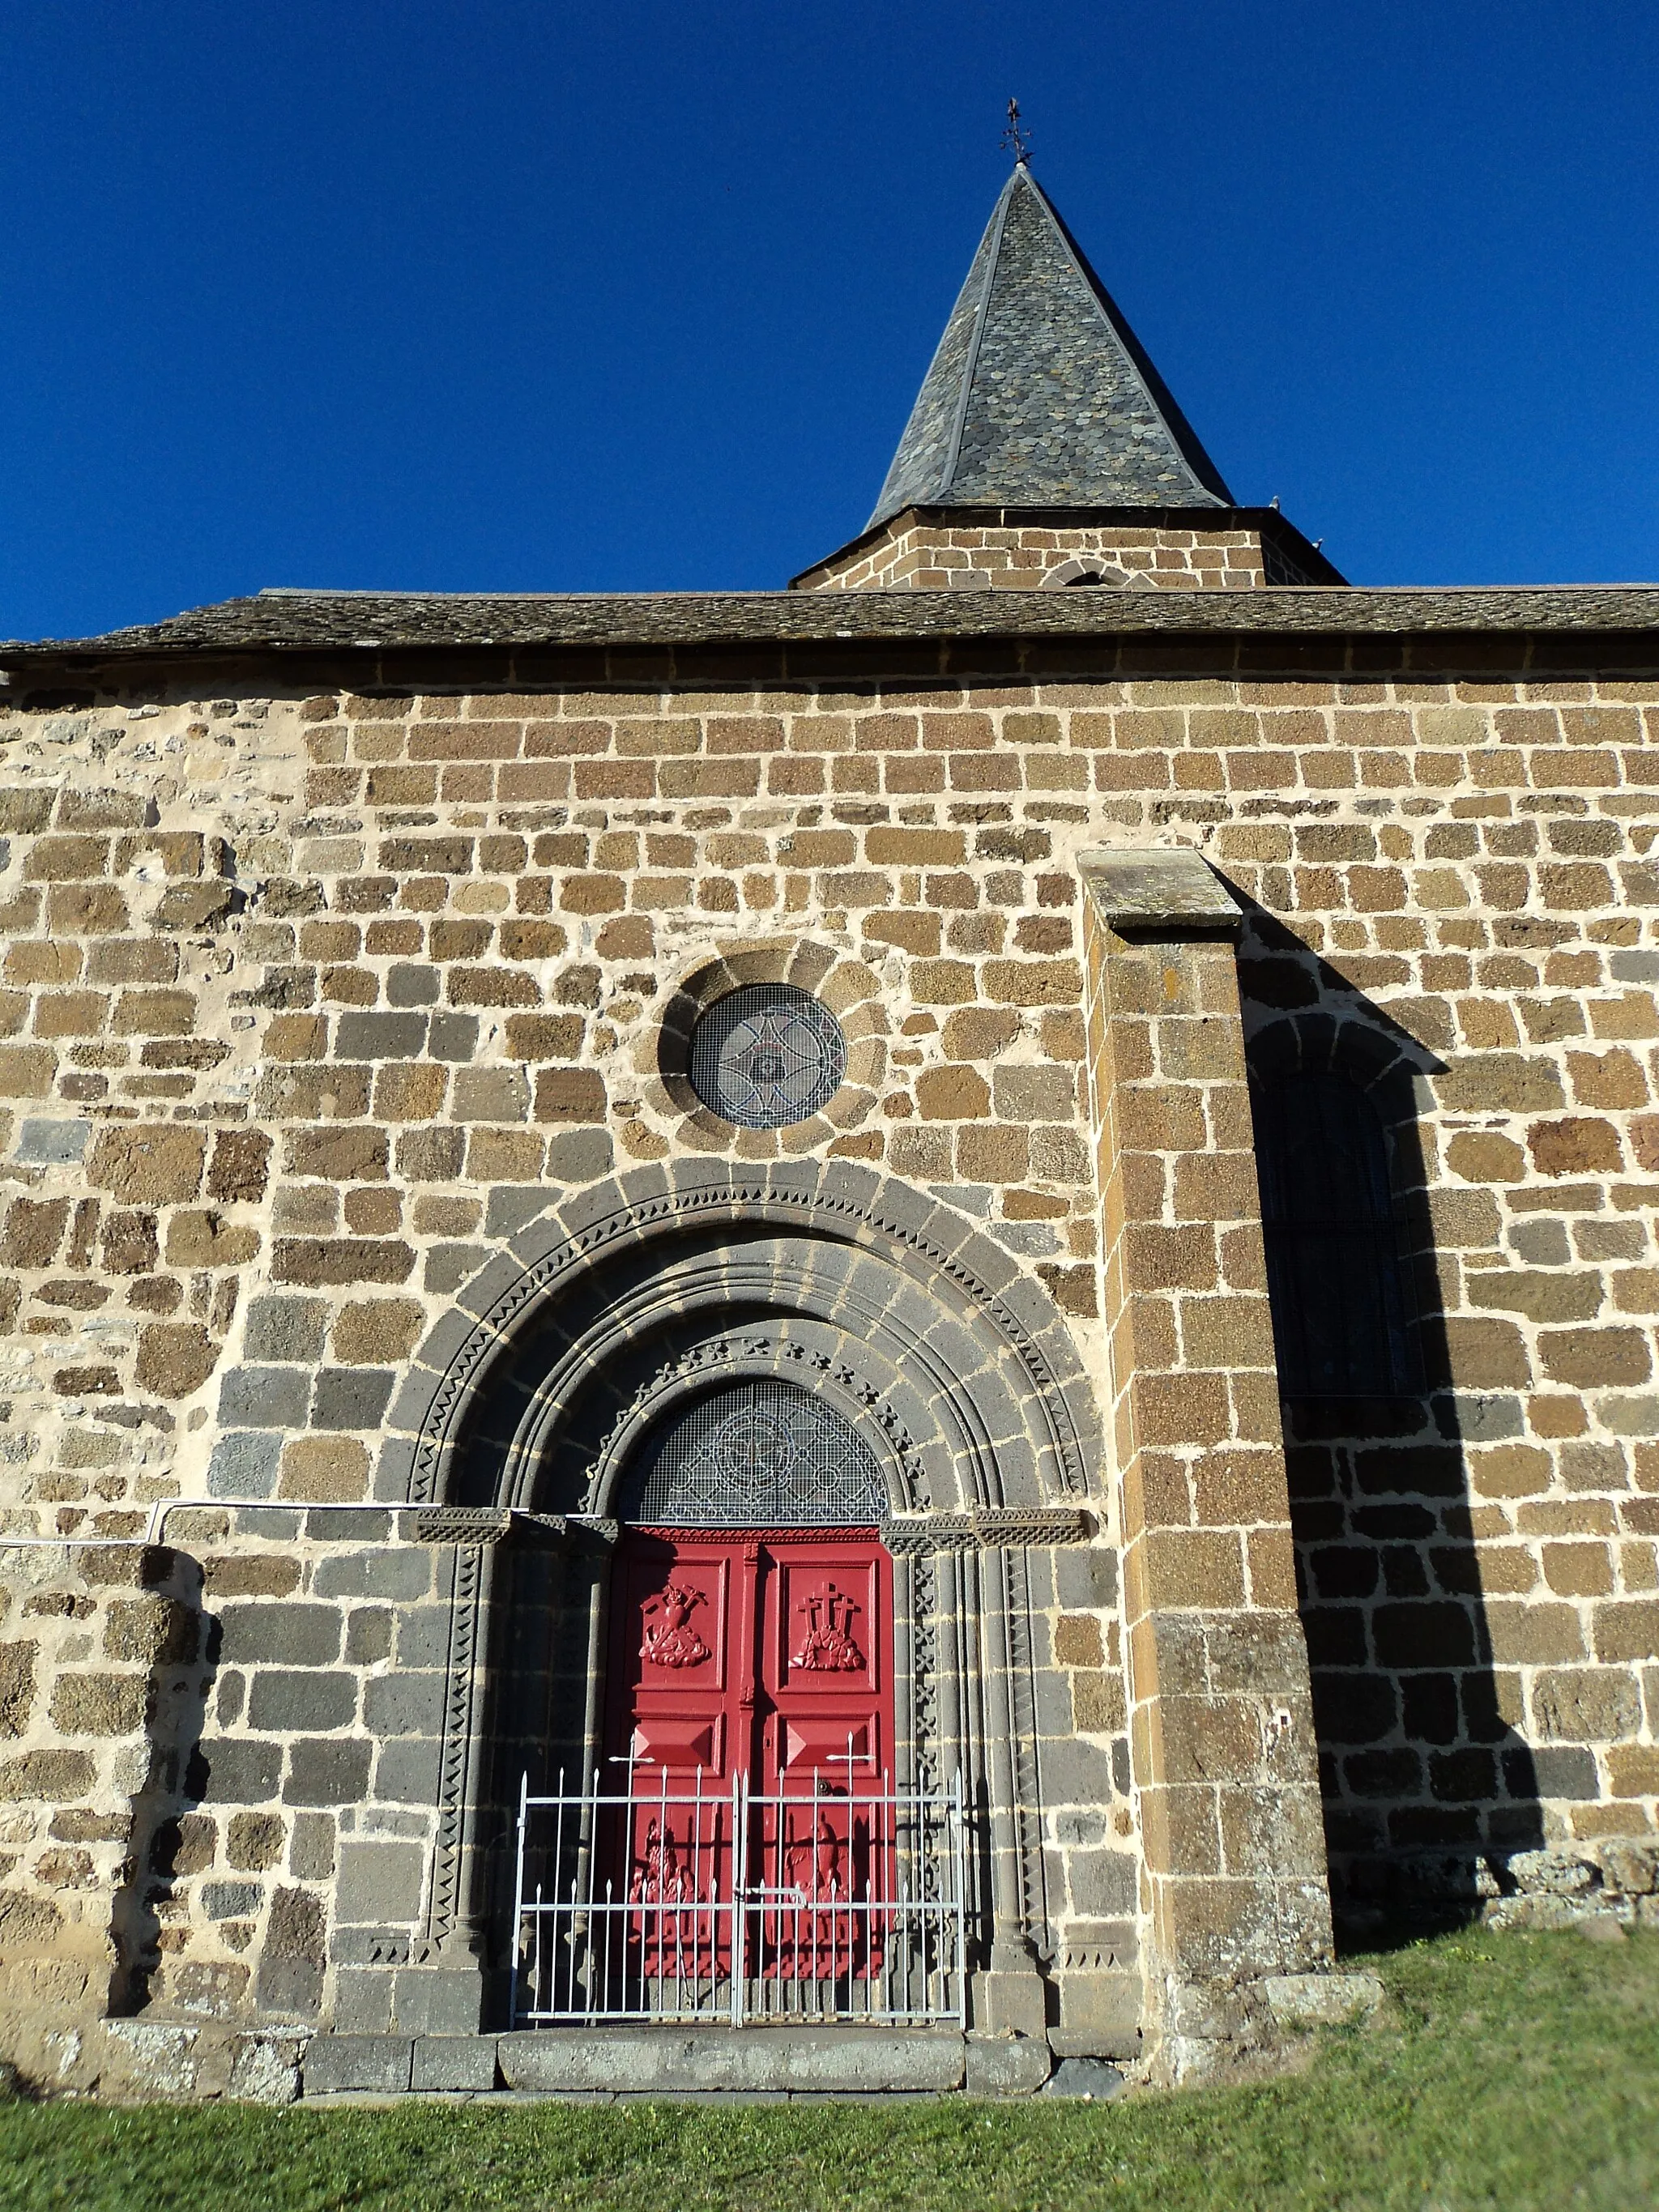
[88,1126,206,1205]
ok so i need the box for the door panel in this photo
[609,1538,740,1780]
[766,1545,887,1787]
[604,1528,893,1963]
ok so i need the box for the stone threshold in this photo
[301,2026,1066,2099]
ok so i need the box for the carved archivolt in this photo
[390,1162,1100,1517]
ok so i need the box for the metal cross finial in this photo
[1001,97,1031,166]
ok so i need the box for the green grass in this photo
[2,1924,1656,2211]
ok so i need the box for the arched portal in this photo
[375,1162,1111,2039]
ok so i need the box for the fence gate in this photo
[510,1762,967,2028]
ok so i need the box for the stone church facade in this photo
[0,160,1655,2100]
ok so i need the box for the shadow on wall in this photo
[105,1547,212,2016]
[1242,941,1550,1933]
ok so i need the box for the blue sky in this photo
[2,1,1656,639]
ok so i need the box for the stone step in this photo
[301,2027,1058,2099]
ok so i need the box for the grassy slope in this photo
[1,1924,1656,2212]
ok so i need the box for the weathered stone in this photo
[1262,1972,1383,2027]
[0,1642,36,1737]
[496,2026,966,2094]
[87,1124,207,1204]
[226,1812,286,1872]
[0,1749,96,1801]
[136,1323,220,1400]
[49,1672,147,1736]
[104,1596,197,1666]
[330,1300,424,1365]
[1041,2055,1124,2098]
[302,2036,413,2095]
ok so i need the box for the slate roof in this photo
[5,585,1659,665]
[868,165,1234,528]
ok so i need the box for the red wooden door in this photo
[604,1528,892,1982]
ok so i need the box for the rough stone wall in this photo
[0,663,1654,2056]
[795,517,1270,592]
[0,1537,218,2068]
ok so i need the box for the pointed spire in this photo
[868,167,1233,529]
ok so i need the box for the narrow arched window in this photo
[1252,1073,1418,1397]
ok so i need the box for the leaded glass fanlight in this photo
[689,985,847,1129]
[619,1380,885,1526]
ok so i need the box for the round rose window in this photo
[688,984,847,1129]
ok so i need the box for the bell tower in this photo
[795,160,1339,592]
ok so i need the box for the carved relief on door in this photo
[603,1528,893,1971]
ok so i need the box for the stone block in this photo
[311,1371,395,1430]
[332,1967,396,2035]
[49,1671,147,1736]
[136,1323,220,1400]
[412,2037,499,2093]
[0,1746,96,1801]
[1502,1848,1598,1895]
[288,1811,337,1880]
[284,1127,389,1182]
[1504,1743,1599,1800]
[331,1299,424,1364]
[87,1123,206,1204]
[334,1012,428,1062]
[105,1595,196,1665]
[228,2032,304,2106]
[243,1298,329,1364]
[280,1435,372,1501]
[1533,1667,1641,1744]
[193,1739,283,1805]
[337,1839,424,1924]
[1600,1841,1659,1894]
[1051,1968,1143,2059]
[207,1129,271,1203]
[313,1548,433,1603]
[219,1604,342,1667]
[15,1118,90,1165]
[545,1128,614,1182]
[1263,1972,1383,2027]
[284,1738,373,1805]
[1042,2056,1124,2099]
[219,1367,312,1430]
[207,1431,284,1500]
[496,2027,966,2095]
[247,1670,357,1733]
[227,1811,286,1870]
[392,1965,487,2035]
[429,1013,479,1061]
[373,1736,443,1806]
[1068,1851,1138,1917]
[202,1881,263,1920]
[964,2034,1052,2095]
[1055,1548,1120,1609]
[302,2035,414,2096]
[364,1672,446,1736]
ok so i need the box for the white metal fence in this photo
[510,1760,966,2027]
